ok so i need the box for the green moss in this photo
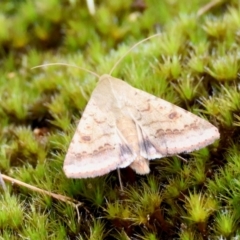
[0,191,24,229]
[0,0,240,239]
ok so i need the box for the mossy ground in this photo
[0,0,240,239]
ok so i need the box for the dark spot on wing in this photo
[81,135,91,141]
[189,121,198,130]
[156,128,165,137]
[141,103,150,112]
[168,111,178,119]
[104,143,111,147]
[173,129,180,134]
[94,118,106,124]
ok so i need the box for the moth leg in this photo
[176,154,187,162]
[117,168,124,191]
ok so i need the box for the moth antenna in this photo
[109,33,162,76]
[32,63,100,78]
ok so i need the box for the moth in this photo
[62,35,220,179]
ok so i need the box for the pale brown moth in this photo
[60,34,220,179]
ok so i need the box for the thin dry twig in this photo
[1,174,83,206]
[197,0,223,17]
